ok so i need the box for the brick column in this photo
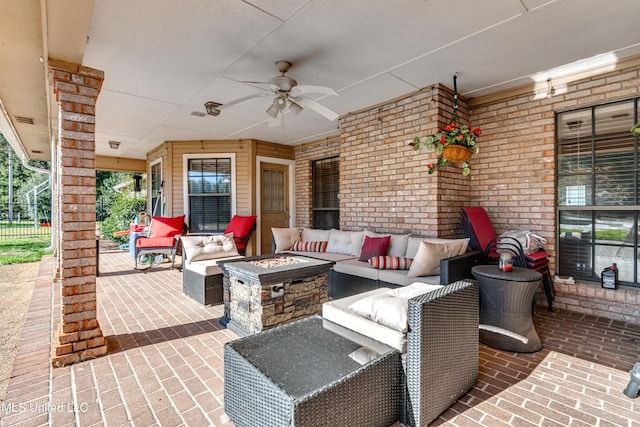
[49,61,107,367]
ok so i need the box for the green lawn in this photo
[0,236,53,264]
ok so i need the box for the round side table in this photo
[472,265,543,353]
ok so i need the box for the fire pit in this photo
[219,255,333,336]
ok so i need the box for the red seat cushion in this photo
[224,215,257,239]
[149,215,185,238]
[461,207,497,251]
[136,237,176,248]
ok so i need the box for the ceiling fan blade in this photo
[219,93,269,110]
[290,85,338,97]
[293,96,339,121]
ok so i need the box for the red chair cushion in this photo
[224,215,256,239]
[149,215,185,238]
[136,237,176,248]
[461,207,497,251]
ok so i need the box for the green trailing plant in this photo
[632,123,640,136]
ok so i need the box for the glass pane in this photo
[594,101,634,138]
[557,175,592,206]
[594,170,635,206]
[189,196,230,233]
[558,210,593,278]
[594,211,635,283]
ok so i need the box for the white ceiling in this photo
[2,0,640,161]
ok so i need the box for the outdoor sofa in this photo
[272,227,481,298]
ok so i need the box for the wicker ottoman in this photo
[472,265,543,353]
[224,316,402,427]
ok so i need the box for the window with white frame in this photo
[187,157,232,233]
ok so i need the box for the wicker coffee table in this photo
[224,316,402,427]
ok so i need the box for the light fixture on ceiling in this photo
[546,78,556,99]
[109,140,121,150]
[289,100,303,116]
[266,95,286,119]
[204,101,222,116]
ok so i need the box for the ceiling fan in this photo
[205,61,339,122]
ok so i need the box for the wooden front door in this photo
[260,163,290,254]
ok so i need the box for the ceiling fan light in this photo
[289,101,303,116]
[266,99,281,118]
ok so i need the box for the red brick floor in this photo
[1,248,639,426]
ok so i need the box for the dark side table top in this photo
[472,265,542,282]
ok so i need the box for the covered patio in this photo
[1,247,639,426]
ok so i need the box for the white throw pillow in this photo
[182,234,239,262]
[365,230,411,257]
[271,227,301,252]
[405,237,469,259]
[326,229,365,256]
[406,240,465,277]
[301,228,332,242]
[348,283,442,333]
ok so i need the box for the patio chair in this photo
[133,215,187,270]
[460,207,555,309]
[223,215,257,256]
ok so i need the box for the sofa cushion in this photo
[406,236,469,259]
[365,230,410,257]
[184,255,244,276]
[407,240,465,277]
[348,283,443,333]
[368,256,413,270]
[332,258,380,280]
[322,288,407,352]
[182,234,239,262]
[272,227,301,252]
[301,228,332,242]
[136,236,176,248]
[358,236,390,261]
[149,215,185,238]
[291,240,328,252]
[326,229,365,257]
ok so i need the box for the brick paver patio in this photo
[1,246,639,426]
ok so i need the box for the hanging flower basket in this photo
[409,75,481,176]
[443,144,473,163]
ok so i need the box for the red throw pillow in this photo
[149,215,185,238]
[359,235,391,262]
[224,215,257,239]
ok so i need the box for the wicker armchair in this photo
[323,280,479,426]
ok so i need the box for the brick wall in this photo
[297,84,472,237]
[49,62,107,366]
[470,59,640,323]
[293,137,340,227]
[294,61,640,323]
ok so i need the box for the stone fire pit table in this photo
[219,255,333,336]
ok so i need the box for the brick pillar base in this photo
[49,60,107,367]
[51,321,107,367]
